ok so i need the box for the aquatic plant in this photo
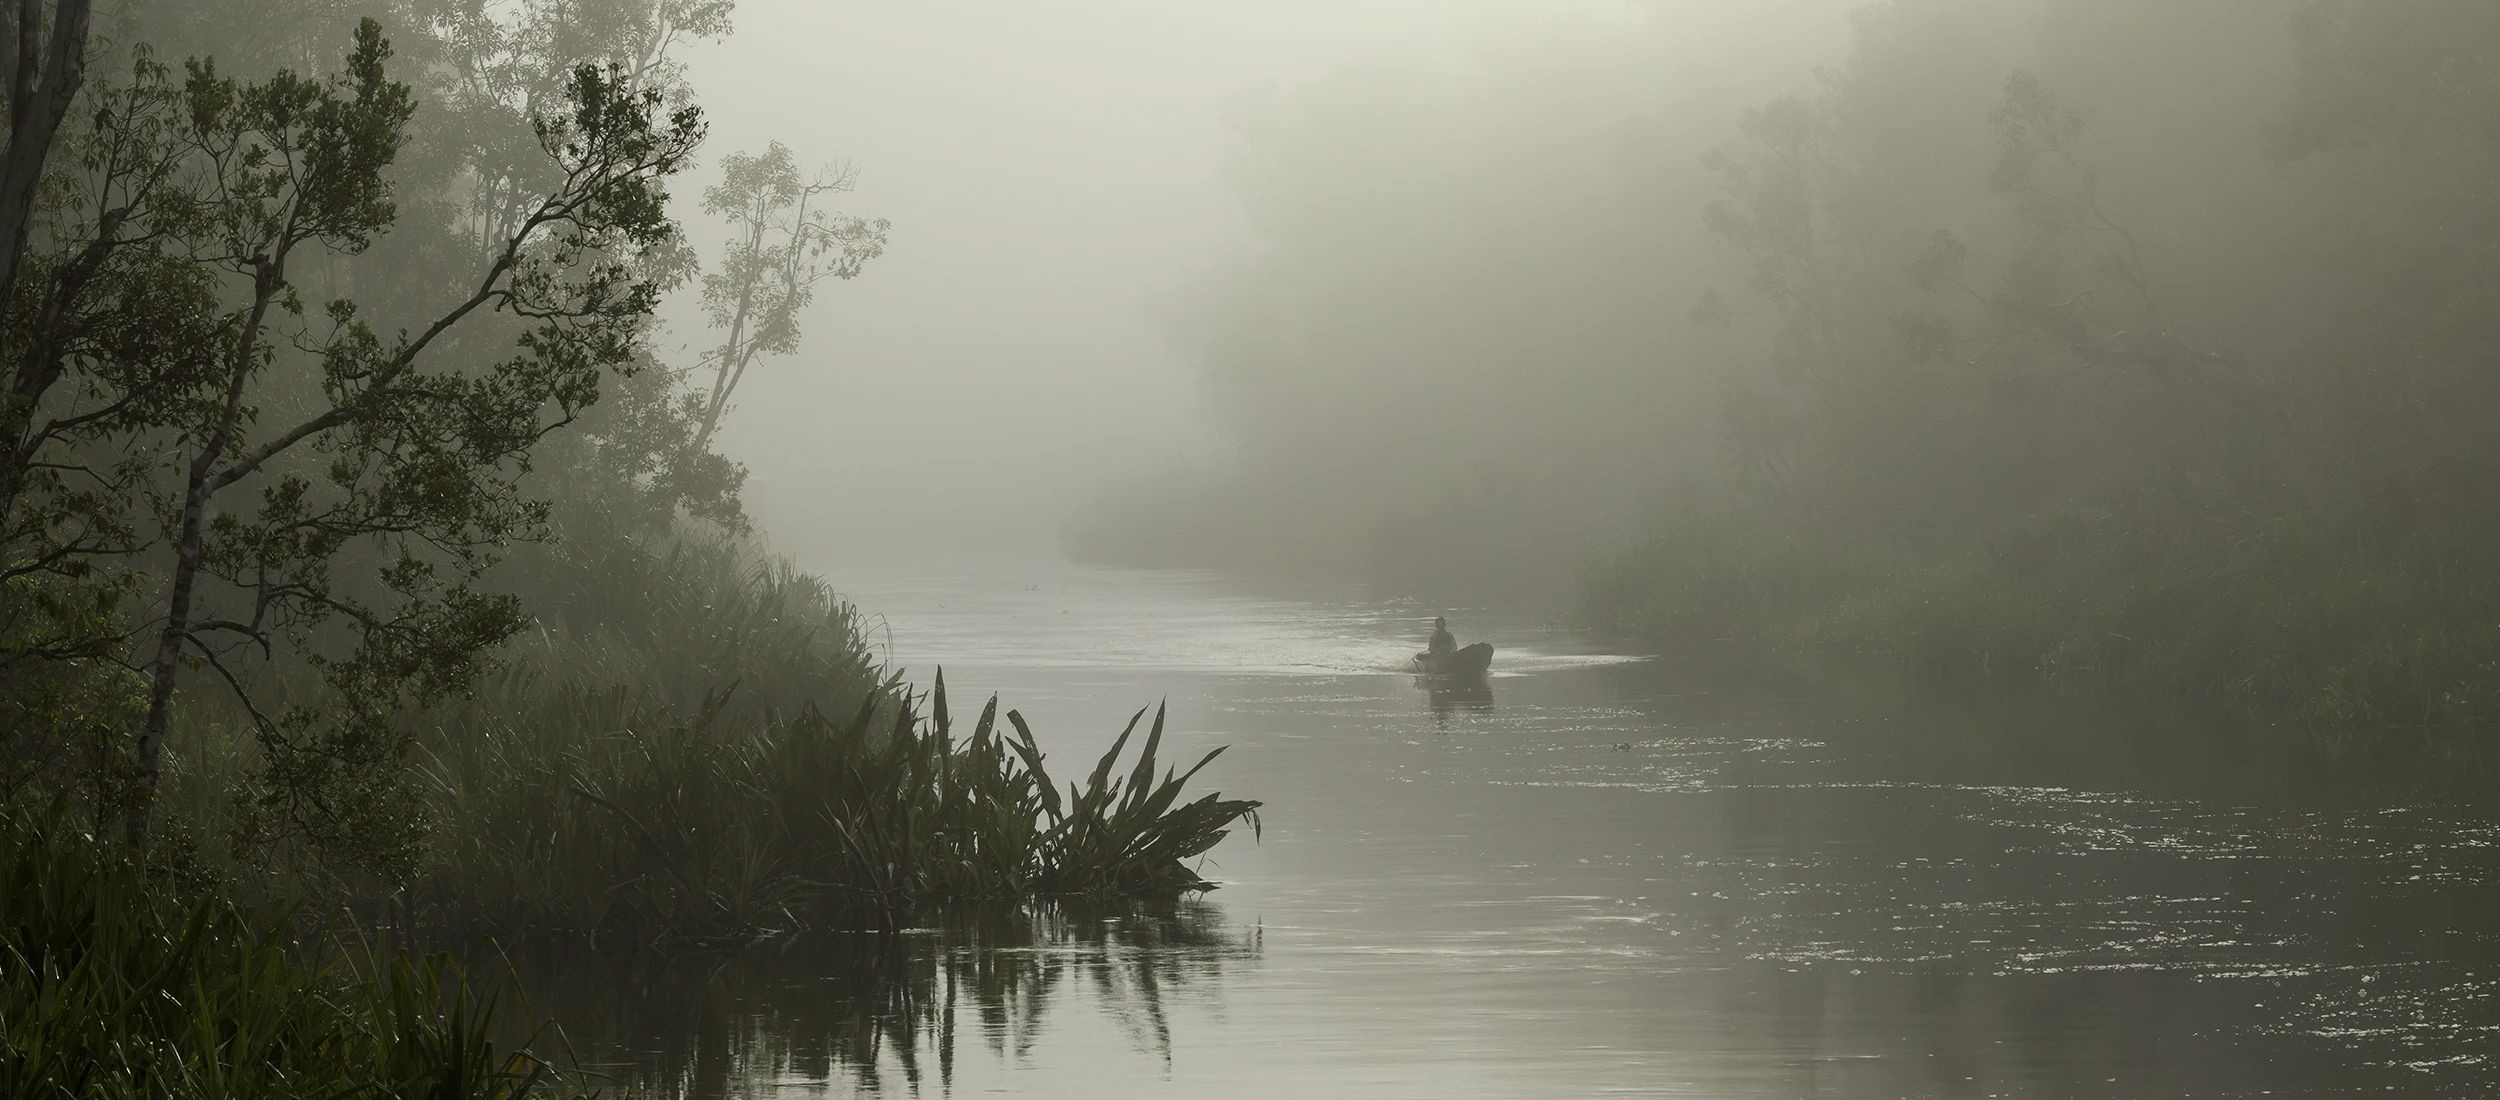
[415,666,1262,938]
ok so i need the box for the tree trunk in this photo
[693,206,770,454]
[128,462,209,847]
[128,267,279,848]
[0,0,94,546]
[0,0,95,309]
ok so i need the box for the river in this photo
[506,559,2500,1098]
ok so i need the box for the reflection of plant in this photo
[484,898,1258,1097]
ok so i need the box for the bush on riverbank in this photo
[149,525,1262,940]
[0,808,583,1100]
[414,651,1263,939]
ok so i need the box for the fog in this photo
[676,0,1851,564]
[26,2,2500,1096]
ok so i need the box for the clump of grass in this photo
[415,668,1262,940]
[890,676,1263,900]
[0,806,581,1100]
[395,526,1262,939]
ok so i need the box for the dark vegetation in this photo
[0,0,1258,1092]
[1,807,581,1100]
[1077,0,2500,728]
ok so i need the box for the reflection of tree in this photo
[473,896,1257,1098]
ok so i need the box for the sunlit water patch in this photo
[834,560,1642,680]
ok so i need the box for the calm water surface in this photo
[514,559,2500,1098]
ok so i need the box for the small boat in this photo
[1411,641,1494,678]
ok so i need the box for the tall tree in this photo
[0,0,95,307]
[691,140,884,454]
[0,17,701,861]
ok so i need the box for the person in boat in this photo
[1427,616,1457,657]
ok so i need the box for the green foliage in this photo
[1004,695,1264,896]
[0,806,587,1100]
[415,610,1270,935]
[0,659,145,822]
[2,1,1237,951]
[0,10,707,864]
[495,516,885,719]
[125,528,1263,940]
[1,32,1249,1086]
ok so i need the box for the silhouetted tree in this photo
[0,17,701,865]
[691,140,885,454]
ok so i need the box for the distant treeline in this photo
[1078,0,2500,727]
[1068,20,1763,601]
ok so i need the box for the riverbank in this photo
[6,540,1264,1096]
[327,555,2500,1097]
[144,528,1261,942]
[1580,494,2500,730]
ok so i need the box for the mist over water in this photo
[433,2,2500,1091]
[22,2,2500,1097]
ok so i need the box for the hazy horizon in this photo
[668,0,1856,567]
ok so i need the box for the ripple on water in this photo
[1345,685,2500,1093]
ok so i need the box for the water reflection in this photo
[1415,674,1494,723]
[494,899,1256,1099]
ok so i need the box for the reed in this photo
[0,807,583,1100]
[414,668,1263,939]
[403,526,1261,938]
